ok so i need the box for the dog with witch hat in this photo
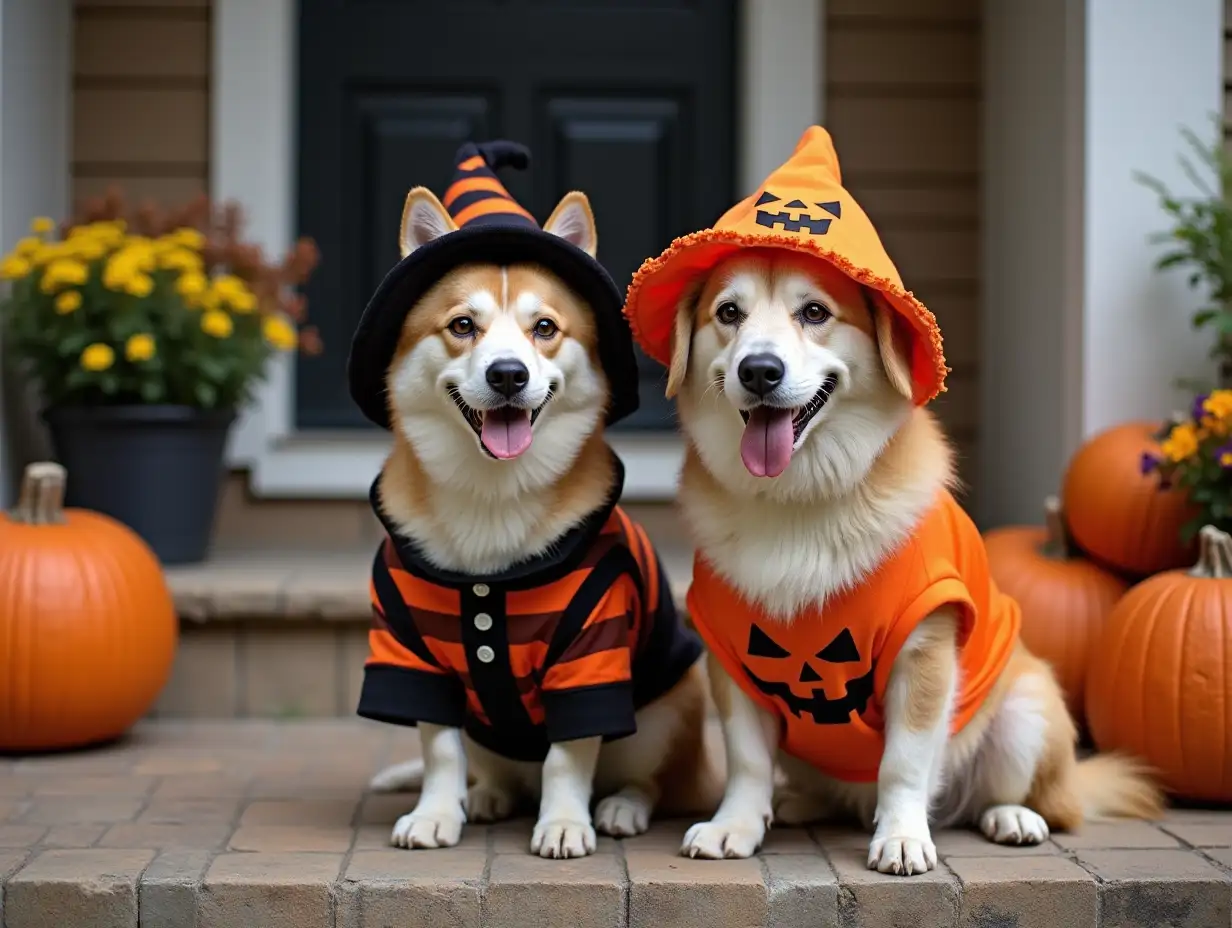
[350,141,719,858]
[623,125,1162,874]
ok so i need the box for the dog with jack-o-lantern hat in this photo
[623,125,1164,873]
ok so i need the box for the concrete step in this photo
[1,720,1229,928]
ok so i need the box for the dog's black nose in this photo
[737,353,785,397]
[485,359,530,398]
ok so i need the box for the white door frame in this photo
[212,0,824,499]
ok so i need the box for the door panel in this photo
[296,0,738,429]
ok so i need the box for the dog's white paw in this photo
[681,819,765,859]
[466,783,515,823]
[980,804,1050,845]
[531,817,597,858]
[595,791,652,837]
[390,802,465,849]
[867,829,937,876]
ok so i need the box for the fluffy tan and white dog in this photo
[359,184,718,859]
[659,246,1163,874]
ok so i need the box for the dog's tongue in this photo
[480,407,533,459]
[740,407,794,478]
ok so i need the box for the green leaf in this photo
[139,379,165,403]
[193,381,217,408]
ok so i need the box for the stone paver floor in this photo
[0,720,1230,928]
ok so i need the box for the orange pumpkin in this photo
[1062,421,1197,577]
[983,496,1128,721]
[1085,524,1232,801]
[0,461,178,751]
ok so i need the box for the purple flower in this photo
[1140,451,1162,475]
[1216,441,1232,469]
[1193,393,1211,421]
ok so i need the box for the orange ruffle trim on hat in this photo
[623,228,949,407]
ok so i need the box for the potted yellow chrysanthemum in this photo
[0,191,320,564]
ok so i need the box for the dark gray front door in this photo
[295,0,739,430]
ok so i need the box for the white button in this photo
[473,612,493,631]
[472,583,490,597]
[476,645,495,664]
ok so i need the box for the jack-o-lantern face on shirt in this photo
[739,623,873,724]
[753,191,842,236]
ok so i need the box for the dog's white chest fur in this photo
[679,479,930,619]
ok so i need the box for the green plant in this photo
[0,189,321,410]
[1136,116,1232,388]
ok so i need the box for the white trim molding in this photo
[979,0,1222,527]
[0,0,72,507]
[213,0,824,499]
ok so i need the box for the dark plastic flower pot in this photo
[43,405,236,565]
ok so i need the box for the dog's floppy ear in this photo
[399,187,458,258]
[544,191,598,257]
[665,283,701,399]
[869,292,915,401]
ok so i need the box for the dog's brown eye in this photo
[801,302,831,324]
[533,318,558,339]
[448,316,475,337]
[716,302,741,325]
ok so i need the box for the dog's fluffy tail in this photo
[369,759,425,793]
[1072,752,1165,821]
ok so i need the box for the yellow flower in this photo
[158,247,203,273]
[168,227,205,250]
[30,216,55,235]
[67,236,108,261]
[54,290,82,314]
[177,271,208,302]
[1161,422,1201,463]
[125,333,156,362]
[262,314,298,351]
[213,274,257,313]
[0,255,31,279]
[39,258,90,293]
[14,236,42,256]
[80,343,115,372]
[125,273,155,298]
[200,309,234,339]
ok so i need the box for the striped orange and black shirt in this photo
[357,457,702,762]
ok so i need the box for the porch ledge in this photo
[164,545,694,622]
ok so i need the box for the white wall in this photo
[1081,0,1222,435]
[980,0,1222,528]
[0,0,72,506]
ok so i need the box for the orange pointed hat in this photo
[623,125,947,405]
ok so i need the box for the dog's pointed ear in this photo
[665,284,700,399]
[399,188,457,258]
[544,191,598,257]
[869,292,915,402]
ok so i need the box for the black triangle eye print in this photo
[753,189,838,236]
[816,628,860,663]
[747,623,791,658]
[740,622,872,726]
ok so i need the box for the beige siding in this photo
[826,0,981,492]
[71,0,210,210]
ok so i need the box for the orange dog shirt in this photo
[686,490,1021,783]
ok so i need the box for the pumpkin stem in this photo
[1040,495,1071,559]
[1191,524,1232,578]
[10,461,68,525]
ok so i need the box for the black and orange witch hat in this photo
[348,141,639,430]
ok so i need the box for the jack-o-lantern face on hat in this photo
[739,623,873,724]
[753,191,842,236]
